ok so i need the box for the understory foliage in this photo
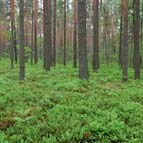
[0,60,143,143]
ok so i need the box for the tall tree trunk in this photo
[34,0,38,64]
[25,0,31,46]
[78,0,89,79]
[103,10,109,64]
[93,0,99,71]
[111,14,115,54]
[19,0,25,80]
[53,0,57,66]
[59,15,63,49]
[10,0,17,64]
[122,0,128,82]
[13,23,17,64]
[119,0,123,65]
[73,0,77,68]
[141,2,143,66]
[31,0,34,65]
[43,0,52,71]
[133,0,140,79]
[10,0,15,68]
[64,0,67,66]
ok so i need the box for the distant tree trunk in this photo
[25,0,31,46]
[13,23,17,64]
[93,0,99,72]
[19,0,25,80]
[119,0,123,65]
[78,0,89,79]
[53,0,57,66]
[133,0,140,79]
[64,0,67,66]
[73,0,77,68]
[103,10,109,64]
[10,0,15,68]
[58,15,63,49]
[31,0,34,65]
[34,0,38,64]
[122,0,128,82]
[111,14,115,54]
[10,0,17,64]
[0,25,4,58]
[43,0,52,71]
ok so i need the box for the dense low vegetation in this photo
[0,60,143,143]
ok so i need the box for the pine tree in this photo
[19,0,25,80]
[78,0,89,79]
[93,0,99,71]
[133,0,140,79]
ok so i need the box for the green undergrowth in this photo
[0,59,143,143]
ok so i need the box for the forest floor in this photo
[0,60,143,143]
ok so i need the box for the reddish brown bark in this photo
[53,0,57,66]
[34,0,38,64]
[25,0,31,46]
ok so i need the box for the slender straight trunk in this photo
[122,0,128,82]
[53,0,57,66]
[31,0,34,65]
[64,0,67,66]
[133,0,140,79]
[43,0,46,69]
[141,2,143,63]
[58,15,63,49]
[10,0,17,64]
[111,14,115,54]
[103,10,109,64]
[13,23,17,64]
[25,0,31,46]
[78,0,89,79]
[119,0,123,65]
[93,0,99,71]
[0,25,3,58]
[130,34,133,67]
[34,0,38,64]
[19,0,25,80]
[43,0,51,71]
[10,0,15,68]
[39,18,43,59]
[73,0,77,68]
